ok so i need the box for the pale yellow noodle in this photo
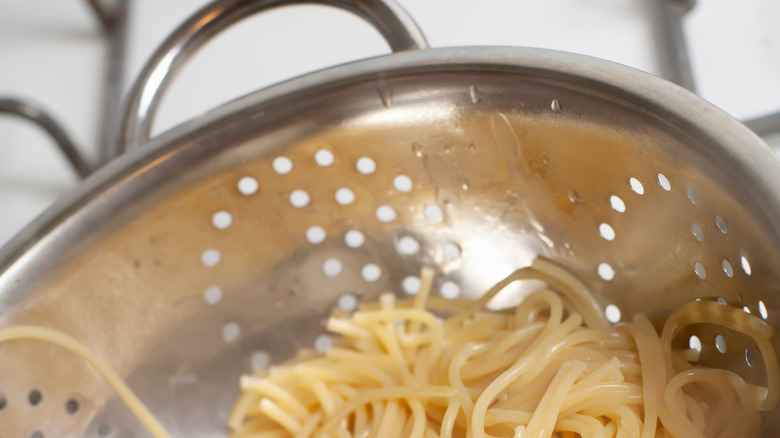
[408,265,437,335]
[353,405,369,438]
[559,383,643,417]
[659,300,779,410]
[296,363,388,387]
[579,403,643,437]
[302,377,336,416]
[576,356,624,386]
[332,427,353,438]
[471,314,584,438]
[327,317,374,340]
[374,400,400,438]
[487,314,586,396]
[241,377,310,420]
[424,427,439,438]
[625,314,665,438]
[398,329,435,350]
[240,430,289,438]
[372,321,405,362]
[319,387,456,432]
[294,412,321,438]
[367,401,384,438]
[525,360,587,437]
[1,260,776,438]
[439,400,461,438]
[460,324,543,380]
[260,398,302,434]
[557,414,607,438]
[0,326,171,438]
[230,390,260,430]
[399,413,415,438]
[684,397,707,433]
[408,400,427,438]
[483,409,532,426]
[528,257,608,329]
[380,293,395,311]
[333,384,359,400]
[447,341,485,418]
[513,290,565,331]
[603,420,617,438]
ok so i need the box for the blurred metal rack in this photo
[649,0,780,138]
[0,0,128,178]
[1,0,778,182]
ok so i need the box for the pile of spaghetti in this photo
[228,259,779,438]
[2,259,776,438]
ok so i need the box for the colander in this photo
[1,0,780,437]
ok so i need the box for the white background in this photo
[0,0,779,246]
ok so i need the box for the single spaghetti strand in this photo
[407,399,427,438]
[524,360,587,437]
[0,326,172,438]
[439,400,461,438]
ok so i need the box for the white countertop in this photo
[1,0,779,246]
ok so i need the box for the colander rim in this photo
[0,45,778,309]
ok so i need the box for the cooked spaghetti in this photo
[227,258,779,438]
[0,257,776,438]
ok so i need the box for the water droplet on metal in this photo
[443,144,452,153]
[460,178,470,191]
[530,219,545,233]
[541,156,549,165]
[468,143,477,151]
[469,85,481,104]
[568,188,580,203]
[376,76,393,108]
[412,143,424,157]
[537,233,555,249]
[551,99,561,112]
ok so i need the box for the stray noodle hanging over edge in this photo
[0,256,776,438]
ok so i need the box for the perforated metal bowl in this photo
[1,1,780,437]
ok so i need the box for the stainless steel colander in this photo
[1,1,780,437]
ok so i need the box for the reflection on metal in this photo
[0,99,93,178]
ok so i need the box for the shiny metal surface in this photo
[0,98,93,178]
[118,0,429,151]
[1,35,780,438]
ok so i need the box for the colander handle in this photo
[118,0,429,152]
